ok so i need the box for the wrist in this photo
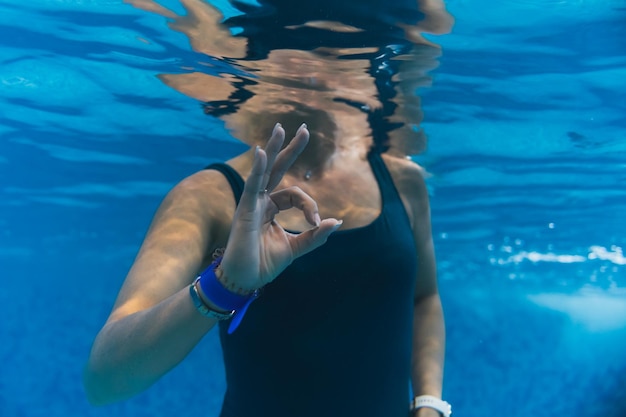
[410,395,451,417]
[195,280,232,314]
[214,262,258,295]
[189,278,235,321]
[412,407,443,417]
[196,257,260,334]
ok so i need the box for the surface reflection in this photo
[127,0,453,157]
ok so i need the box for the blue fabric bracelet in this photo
[198,257,259,334]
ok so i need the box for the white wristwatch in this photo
[410,395,452,417]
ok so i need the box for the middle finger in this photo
[266,123,309,191]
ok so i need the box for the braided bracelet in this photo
[192,257,260,333]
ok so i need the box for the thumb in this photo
[289,219,343,259]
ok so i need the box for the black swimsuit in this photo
[206,151,417,417]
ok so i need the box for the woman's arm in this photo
[83,171,229,405]
[84,125,341,405]
[409,168,446,417]
[382,155,446,417]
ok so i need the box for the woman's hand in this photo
[219,123,342,293]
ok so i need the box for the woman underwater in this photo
[84,0,454,416]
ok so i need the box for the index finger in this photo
[266,123,309,191]
[269,186,320,227]
[236,145,267,217]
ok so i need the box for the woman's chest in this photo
[274,165,383,231]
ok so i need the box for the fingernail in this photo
[297,123,307,133]
[255,145,260,157]
[314,213,321,227]
[273,122,282,133]
[331,220,343,232]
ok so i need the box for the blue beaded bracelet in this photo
[198,257,260,334]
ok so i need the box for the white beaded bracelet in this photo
[410,395,452,417]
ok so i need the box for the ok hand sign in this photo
[219,123,342,293]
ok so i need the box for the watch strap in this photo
[410,395,452,417]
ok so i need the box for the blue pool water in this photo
[1,1,625,416]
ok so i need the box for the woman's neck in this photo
[226,108,373,181]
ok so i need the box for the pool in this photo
[1,1,625,416]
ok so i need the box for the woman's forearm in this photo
[411,293,446,397]
[84,286,218,405]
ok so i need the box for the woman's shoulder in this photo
[170,167,236,202]
[160,167,241,233]
[381,153,429,193]
[380,153,431,227]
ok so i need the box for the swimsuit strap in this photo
[205,163,245,205]
[367,150,404,206]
